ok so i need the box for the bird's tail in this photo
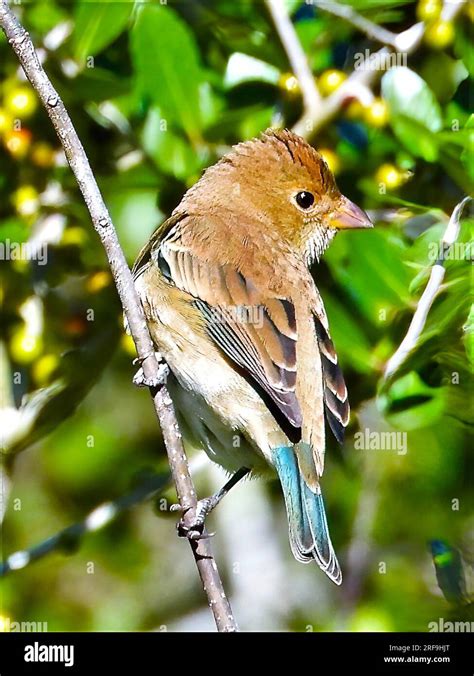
[272,445,342,585]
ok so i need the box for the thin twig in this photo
[265,0,323,120]
[291,0,464,138]
[0,0,237,632]
[0,454,208,577]
[1,472,170,576]
[318,1,399,47]
[384,196,471,380]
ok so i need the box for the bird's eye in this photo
[295,191,315,209]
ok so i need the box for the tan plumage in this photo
[133,129,372,583]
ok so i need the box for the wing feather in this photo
[134,215,349,455]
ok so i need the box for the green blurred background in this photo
[0,0,472,631]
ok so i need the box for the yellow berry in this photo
[425,20,455,49]
[32,354,60,386]
[278,72,301,97]
[121,333,137,358]
[417,0,442,22]
[319,148,341,175]
[86,270,112,294]
[10,327,43,365]
[12,185,39,217]
[4,128,32,159]
[0,108,13,135]
[318,69,346,96]
[344,100,364,120]
[61,227,87,247]
[375,163,404,190]
[363,98,390,128]
[4,86,38,118]
[31,142,56,168]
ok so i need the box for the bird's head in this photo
[180,128,373,262]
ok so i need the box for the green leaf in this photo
[391,116,439,162]
[283,0,302,14]
[240,106,274,139]
[73,0,134,66]
[3,330,120,457]
[382,67,443,133]
[131,5,204,140]
[141,108,202,180]
[420,53,468,103]
[440,148,473,193]
[454,22,474,77]
[323,295,375,373]
[106,187,162,259]
[72,68,130,101]
[461,114,474,183]
[0,218,29,244]
[463,304,474,367]
[26,0,68,34]
[379,371,445,430]
[324,228,412,325]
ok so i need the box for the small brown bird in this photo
[133,129,372,584]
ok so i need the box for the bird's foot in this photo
[171,497,218,541]
[132,352,169,388]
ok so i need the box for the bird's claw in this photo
[174,497,217,541]
[178,526,215,541]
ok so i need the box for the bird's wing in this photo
[133,217,349,466]
[132,212,185,279]
[134,217,301,432]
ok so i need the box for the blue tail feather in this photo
[272,446,342,585]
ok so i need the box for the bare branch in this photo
[0,0,237,632]
[318,1,399,47]
[0,455,208,577]
[384,196,471,380]
[291,0,464,139]
[265,0,323,120]
[1,472,170,576]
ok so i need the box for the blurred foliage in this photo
[0,0,472,632]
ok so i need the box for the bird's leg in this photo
[173,466,251,540]
[132,351,169,388]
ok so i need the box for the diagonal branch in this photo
[1,471,171,576]
[318,1,399,47]
[384,196,471,380]
[0,0,237,632]
[289,0,464,138]
[0,454,208,577]
[265,0,323,121]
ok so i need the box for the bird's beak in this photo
[328,196,373,230]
